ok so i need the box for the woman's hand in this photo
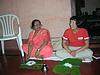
[26,42,33,61]
[26,54,30,61]
[70,50,77,57]
[35,50,40,58]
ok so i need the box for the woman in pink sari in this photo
[22,19,53,60]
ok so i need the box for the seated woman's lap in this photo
[55,47,93,60]
[22,44,53,58]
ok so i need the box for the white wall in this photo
[0,0,71,39]
[81,0,100,15]
[71,0,76,16]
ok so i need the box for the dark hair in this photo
[69,16,79,27]
[31,19,41,29]
[70,16,78,21]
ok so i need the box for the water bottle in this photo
[41,64,48,72]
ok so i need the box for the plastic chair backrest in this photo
[0,14,19,37]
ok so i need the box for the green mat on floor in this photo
[20,60,43,70]
[53,58,82,75]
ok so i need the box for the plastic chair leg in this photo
[16,37,24,57]
[1,40,5,54]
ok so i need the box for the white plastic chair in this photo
[0,14,24,57]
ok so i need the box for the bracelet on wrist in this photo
[37,48,40,51]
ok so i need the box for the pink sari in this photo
[22,28,53,58]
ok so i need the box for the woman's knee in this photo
[86,49,93,56]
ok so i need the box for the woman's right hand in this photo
[26,42,33,61]
[35,50,40,58]
[26,54,30,61]
[70,50,77,57]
